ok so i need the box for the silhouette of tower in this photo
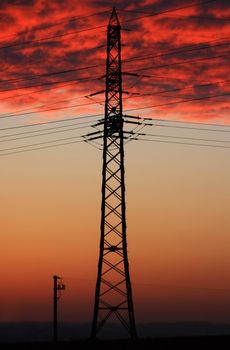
[53,275,65,342]
[91,8,137,339]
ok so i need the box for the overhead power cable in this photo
[1,34,228,85]
[0,80,79,103]
[2,130,230,157]
[2,35,228,86]
[0,100,104,120]
[134,132,230,144]
[0,124,93,143]
[0,75,102,94]
[143,123,230,133]
[126,79,230,99]
[0,51,225,97]
[118,2,229,22]
[130,72,217,84]
[0,90,104,118]
[0,64,103,85]
[0,10,109,42]
[0,120,93,137]
[127,52,230,74]
[0,134,86,153]
[160,13,230,22]
[0,24,107,52]
[0,139,85,157]
[132,137,230,150]
[124,92,230,113]
[118,0,218,23]
[124,119,230,133]
[146,117,230,128]
[123,40,230,65]
[0,113,104,132]
[124,116,230,129]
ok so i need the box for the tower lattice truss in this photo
[91,8,136,339]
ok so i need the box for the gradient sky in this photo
[1,0,230,325]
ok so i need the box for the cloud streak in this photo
[0,0,229,124]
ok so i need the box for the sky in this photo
[1,0,230,329]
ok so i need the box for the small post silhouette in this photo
[53,275,65,342]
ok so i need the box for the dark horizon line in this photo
[1,320,230,324]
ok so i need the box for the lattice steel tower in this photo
[91,8,137,339]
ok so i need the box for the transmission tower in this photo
[91,8,137,339]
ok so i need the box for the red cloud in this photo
[0,0,229,124]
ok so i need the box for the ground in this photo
[1,336,230,349]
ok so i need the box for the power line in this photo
[0,58,225,106]
[0,113,104,131]
[143,123,230,133]
[123,39,230,65]
[3,43,105,73]
[0,120,93,138]
[131,137,230,150]
[0,124,93,143]
[141,117,230,129]
[119,0,218,23]
[1,104,227,137]
[0,82,72,102]
[0,10,109,42]
[126,72,212,84]
[0,139,85,157]
[0,37,228,97]
[0,91,104,118]
[134,132,230,144]
[124,117,230,136]
[118,2,229,22]
[0,64,103,85]
[160,13,230,22]
[0,134,86,153]
[126,79,230,99]
[2,22,228,88]
[0,75,101,94]
[127,51,230,74]
[10,37,229,87]
[0,100,104,120]
[0,78,98,103]
[0,92,228,131]
[84,138,103,151]
[1,36,228,90]
[124,92,230,113]
[0,24,107,52]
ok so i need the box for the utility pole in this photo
[53,275,65,342]
[91,8,137,339]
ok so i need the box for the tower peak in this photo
[109,7,120,26]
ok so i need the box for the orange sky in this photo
[1,0,230,325]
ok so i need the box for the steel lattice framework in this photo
[91,8,137,339]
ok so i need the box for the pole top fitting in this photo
[53,275,61,280]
